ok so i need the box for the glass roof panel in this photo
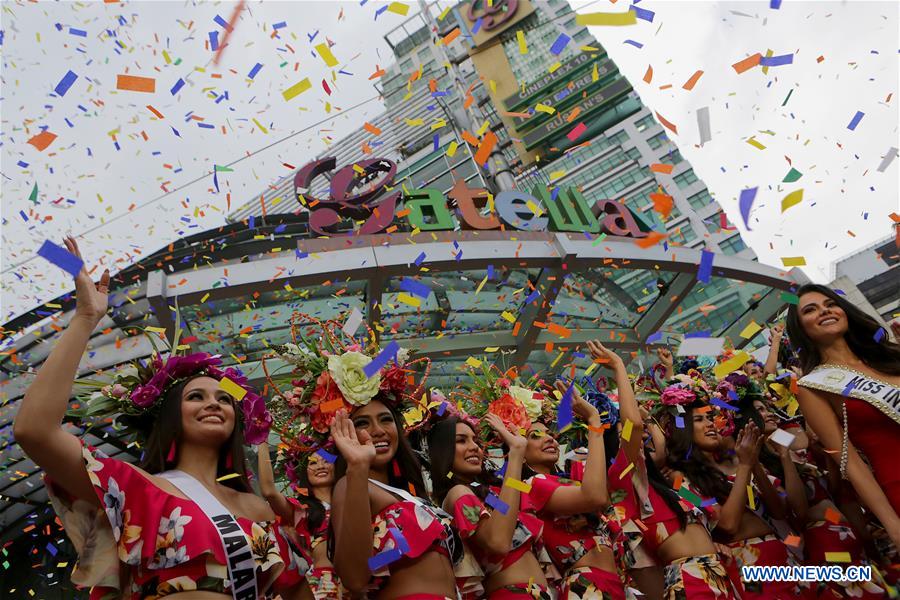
[661,278,769,336]
[557,267,677,329]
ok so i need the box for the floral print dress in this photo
[46,443,288,599]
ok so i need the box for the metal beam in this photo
[367,273,386,345]
[633,273,698,341]
[146,270,176,343]
[720,288,789,349]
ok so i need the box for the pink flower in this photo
[131,383,162,408]
[497,378,511,389]
[660,386,696,406]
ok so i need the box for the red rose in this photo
[487,393,531,432]
[380,365,407,396]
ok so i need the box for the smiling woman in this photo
[11,238,301,600]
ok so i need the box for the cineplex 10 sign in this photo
[294,156,650,239]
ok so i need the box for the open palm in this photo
[330,410,375,468]
[64,236,110,324]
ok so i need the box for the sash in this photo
[798,365,900,426]
[158,470,259,600]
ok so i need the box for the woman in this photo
[427,411,551,598]
[14,238,288,599]
[786,283,900,548]
[330,402,459,599]
[258,444,341,600]
[602,342,739,600]
[521,361,625,599]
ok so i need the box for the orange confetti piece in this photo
[650,193,674,219]
[320,397,345,413]
[546,322,572,338]
[27,131,58,151]
[364,122,382,135]
[146,105,164,119]
[442,27,461,45]
[732,53,762,74]
[655,112,678,134]
[369,66,386,80]
[473,131,497,166]
[824,507,843,524]
[117,74,156,93]
[682,70,704,90]
[642,65,653,83]
[461,130,480,146]
[649,163,674,174]
[635,231,667,248]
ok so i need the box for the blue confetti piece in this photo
[170,78,185,95]
[274,224,287,233]
[37,240,84,278]
[630,4,655,22]
[525,289,541,304]
[414,252,426,266]
[368,548,402,572]
[759,54,793,67]
[646,331,663,344]
[433,133,439,152]
[697,249,715,283]
[249,215,255,229]
[436,402,447,416]
[874,328,886,343]
[738,187,757,231]
[847,111,865,131]
[248,63,263,79]
[485,493,509,515]
[46,542,57,556]
[623,39,643,48]
[842,381,856,396]
[685,330,711,338]
[711,398,738,412]
[316,449,337,463]
[17,161,28,168]
[700,497,718,507]
[374,5,388,19]
[727,390,739,402]
[197,122,215,129]
[487,264,494,279]
[834,289,846,296]
[389,527,410,554]
[675,416,685,429]
[471,17,483,34]
[209,31,219,51]
[549,33,570,55]
[770,0,782,8]
[400,277,431,299]
[54,70,78,96]
[295,249,309,259]
[213,14,231,30]
[557,381,574,431]
[273,21,287,29]
[364,341,400,378]
[69,27,87,37]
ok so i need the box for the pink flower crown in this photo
[81,350,271,445]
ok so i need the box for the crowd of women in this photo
[13,238,900,600]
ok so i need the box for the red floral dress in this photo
[46,443,288,599]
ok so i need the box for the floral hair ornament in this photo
[75,325,271,444]
[263,312,429,453]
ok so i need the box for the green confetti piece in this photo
[29,183,38,204]
[780,292,800,304]
[782,167,802,183]
[591,233,608,246]
[215,165,234,172]
[781,88,793,106]
[678,486,703,507]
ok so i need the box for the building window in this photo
[668,225,697,245]
[720,234,748,255]
[687,189,713,210]
[634,114,656,132]
[574,29,592,43]
[625,147,641,161]
[658,149,683,165]
[705,211,723,233]
[646,131,669,150]
[608,130,628,146]
[673,169,699,189]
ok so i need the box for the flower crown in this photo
[263,312,430,452]
[77,333,271,444]
[453,362,552,435]
[714,372,764,406]
[404,388,480,434]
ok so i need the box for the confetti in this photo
[54,70,78,96]
[343,308,364,336]
[655,112,678,134]
[877,147,898,172]
[677,337,725,357]
[117,74,156,93]
[782,168,802,183]
[364,341,400,378]
[368,548,403,571]
[557,381,574,431]
[575,11,637,26]
[697,249,715,283]
[696,106,711,145]
[847,111,865,131]
[282,78,312,101]
[485,493,510,515]
[315,43,339,67]
[738,321,762,339]
[566,122,587,141]
[682,70,704,90]
[504,478,532,493]
[713,351,751,379]
[36,240,83,278]
[824,552,852,563]
[27,130,58,151]
[780,256,807,267]
[219,376,247,400]
[386,2,410,16]
[732,53,762,74]
[780,189,804,213]
[758,54,793,67]
[549,33,570,55]
[738,187,757,230]
[769,428,796,448]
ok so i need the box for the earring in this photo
[166,440,177,463]
[225,452,233,470]
[392,459,401,478]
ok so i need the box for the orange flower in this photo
[487,393,531,432]
[310,372,350,432]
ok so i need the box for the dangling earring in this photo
[166,440,177,463]
[391,459,401,478]
[225,452,233,470]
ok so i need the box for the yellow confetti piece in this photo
[746,137,766,150]
[713,351,751,379]
[282,78,311,101]
[387,2,409,15]
[484,347,500,352]
[549,170,566,181]
[438,6,451,20]
[500,311,516,323]
[739,321,762,339]
[585,362,598,376]
[446,141,458,157]
[824,551,852,563]
[516,30,527,54]
[162,50,172,64]
[219,376,247,401]
[618,462,636,479]
[145,326,166,333]
[747,484,755,510]
[314,42,338,67]
[252,118,268,134]
[216,473,241,482]
[200,292,210,303]
[575,10,637,26]
[526,200,544,216]
[781,256,807,267]
[476,120,490,136]
[398,292,421,307]
[535,103,555,114]
[622,419,634,441]
[505,478,532,493]
[781,189,804,213]
[466,356,483,368]
[592,62,599,82]
[475,275,488,294]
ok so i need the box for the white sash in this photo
[368,478,423,504]
[798,365,900,426]
[158,470,260,600]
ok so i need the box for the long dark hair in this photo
[786,283,900,375]
[427,417,501,505]
[666,404,732,503]
[289,456,329,535]
[644,446,688,530]
[136,375,252,492]
[332,396,428,499]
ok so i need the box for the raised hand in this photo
[484,412,526,453]
[555,380,599,423]
[64,236,110,325]
[656,347,674,368]
[736,422,763,466]
[586,340,625,371]
[330,410,375,468]
[770,323,785,342]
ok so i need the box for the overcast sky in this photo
[2,1,897,327]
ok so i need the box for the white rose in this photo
[328,351,381,406]
[510,385,543,420]
[396,347,411,366]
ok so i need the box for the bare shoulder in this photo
[443,484,476,510]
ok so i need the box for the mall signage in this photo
[294,156,648,239]
[511,58,616,127]
[505,52,596,109]
[464,0,534,48]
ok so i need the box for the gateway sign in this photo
[295,157,648,239]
